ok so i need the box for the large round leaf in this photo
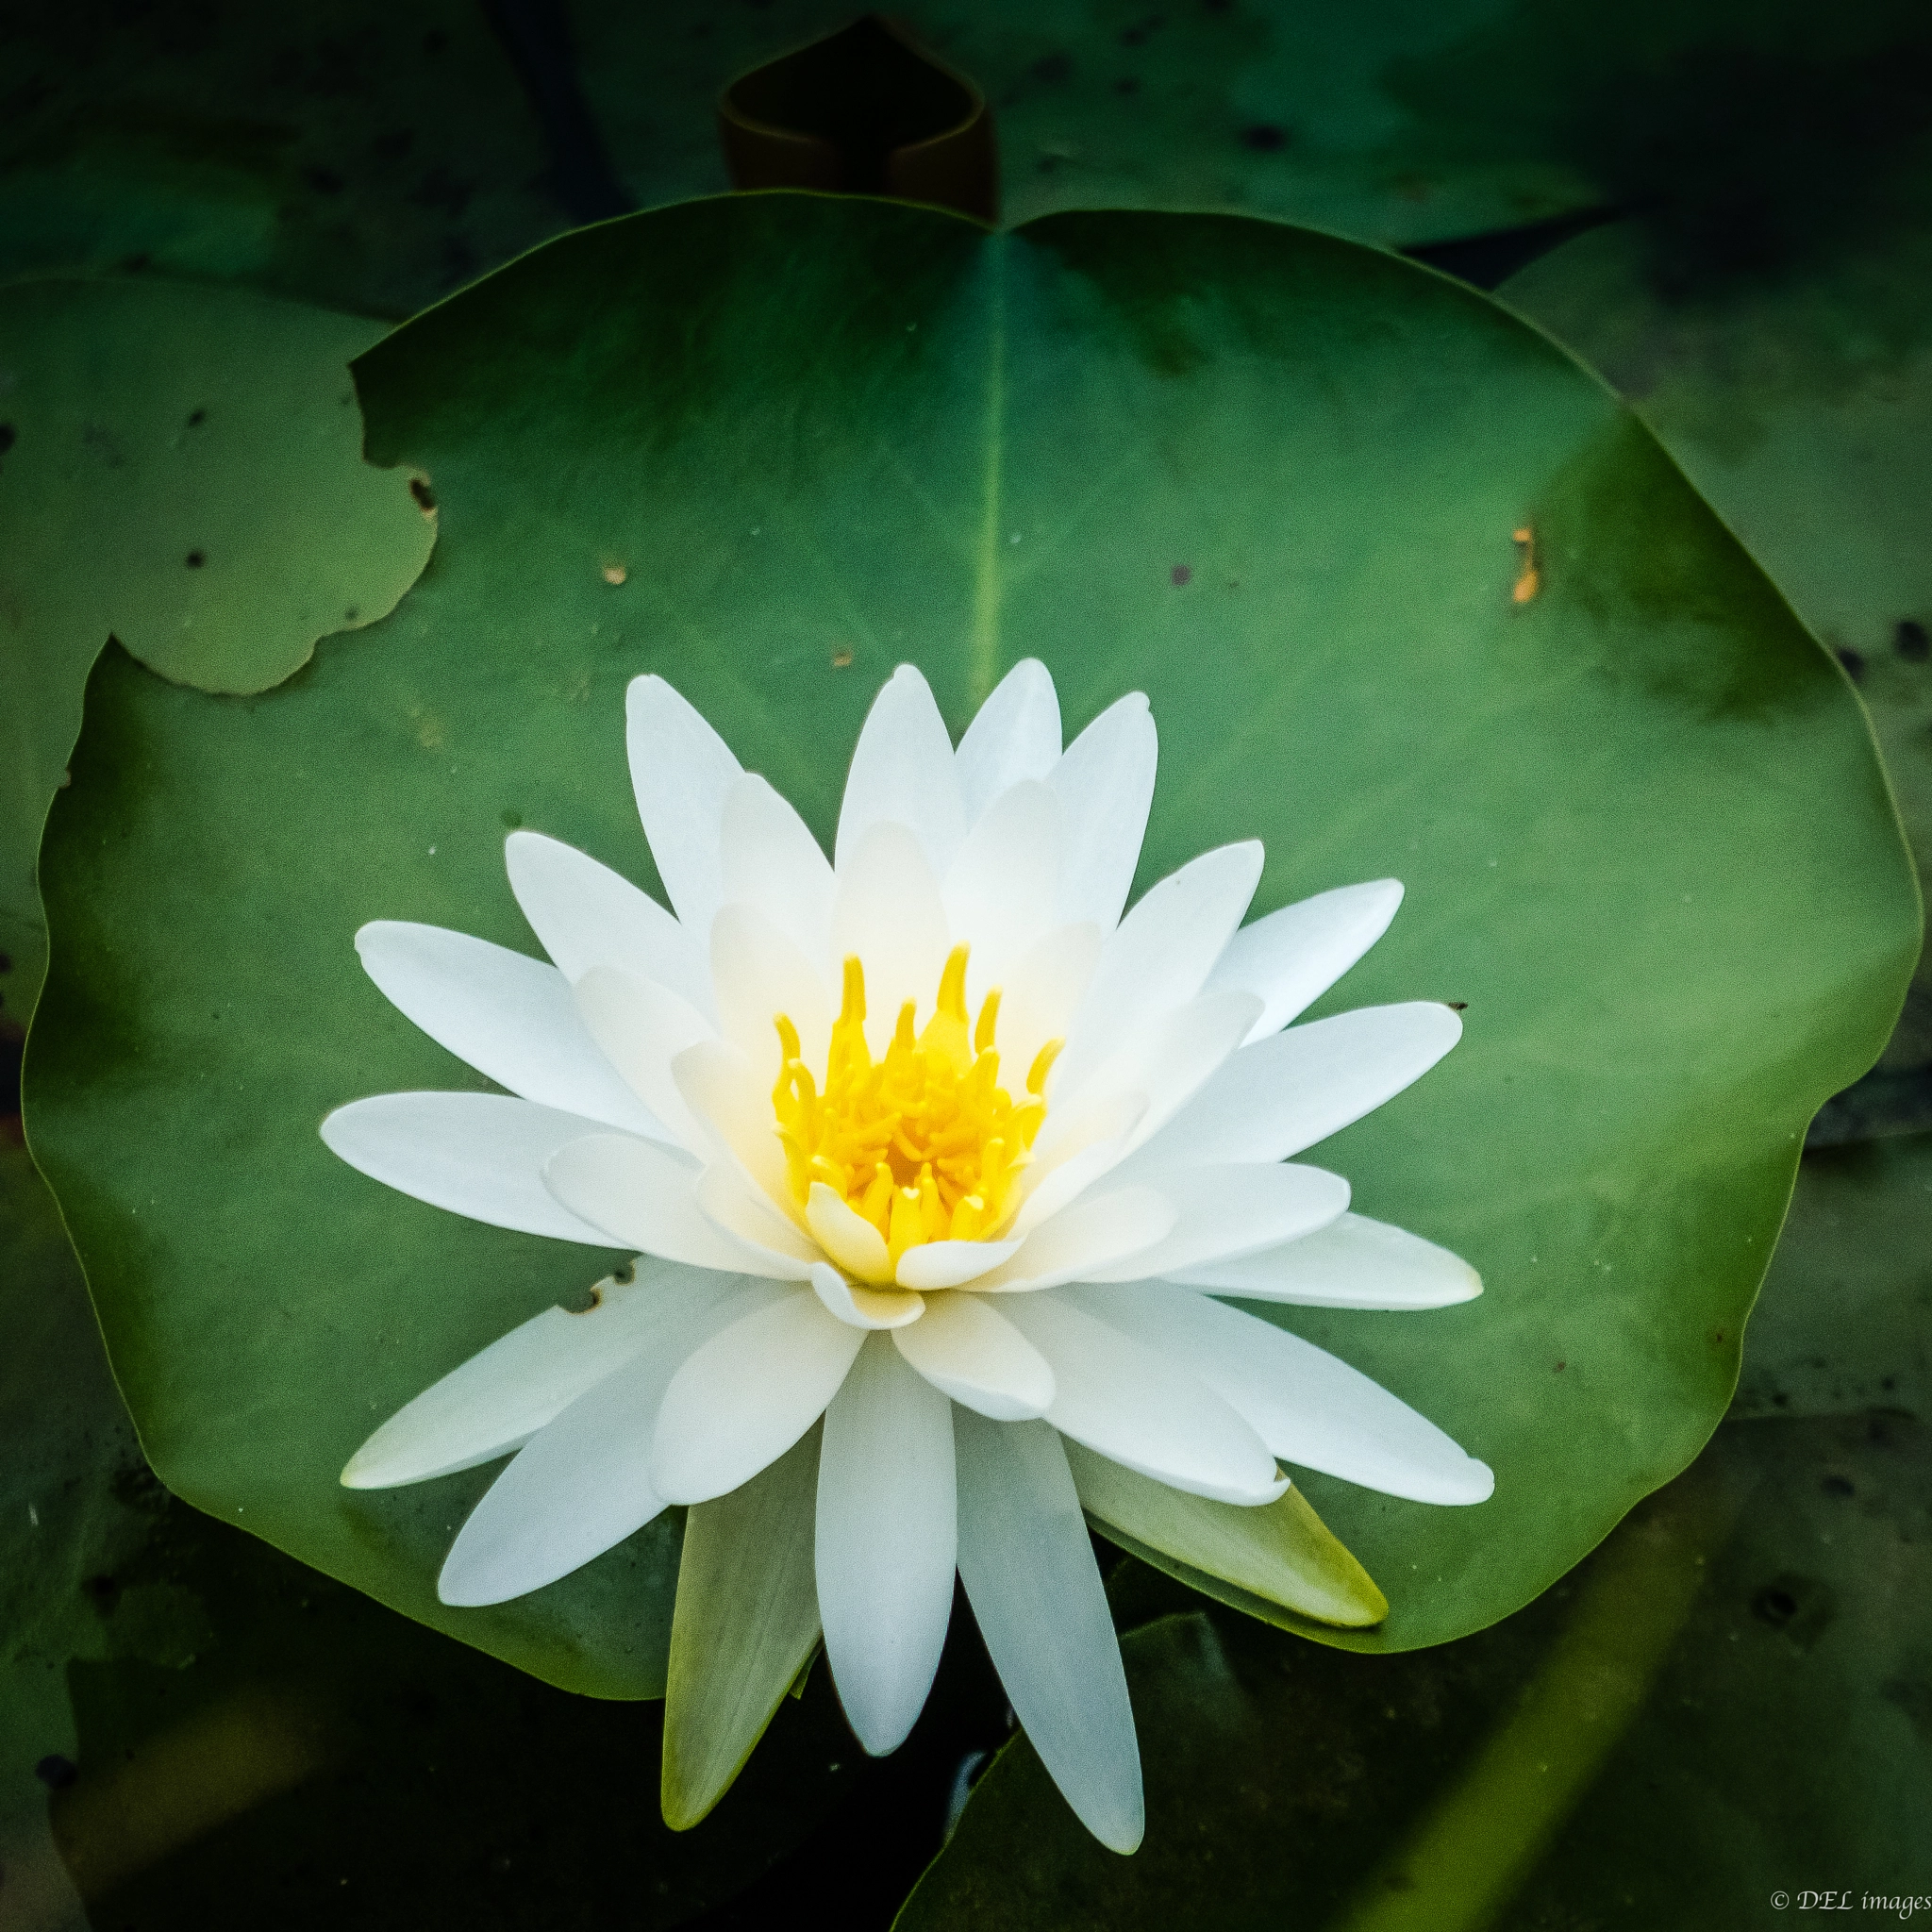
[25,194,1914,1690]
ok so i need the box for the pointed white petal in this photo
[954,1411,1143,1853]
[941,781,1062,1003]
[1066,1282,1493,1505]
[1041,990,1260,1160]
[573,966,716,1150]
[355,922,665,1138]
[816,1336,958,1755]
[830,821,952,1056]
[543,1134,808,1279]
[650,1289,866,1504]
[973,1186,1175,1293]
[999,1292,1285,1505]
[341,1261,717,1488]
[626,675,744,936]
[1053,842,1263,1099]
[1170,1212,1483,1309]
[436,1280,759,1606]
[955,658,1062,821]
[1126,1002,1463,1173]
[1009,1091,1147,1235]
[993,920,1103,1092]
[1079,1163,1350,1283]
[1047,693,1156,934]
[711,902,833,1086]
[322,1093,620,1244]
[1205,879,1405,1041]
[811,1262,925,1330]
[719,773,837,967]
[836,664,967,879]
[807,1181,893,1282]
[895,1237,1024,1289]
[892,1291,1055,1419]
[504,830,713,1015]
[672,1038,804,1228]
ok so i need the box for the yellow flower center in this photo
[773,944,1059,1270]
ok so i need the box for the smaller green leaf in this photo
[662,1424,824,1830]
[1067,1440,1388,1631]
[0,275,436,1014]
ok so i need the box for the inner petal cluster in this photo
[773,944,1058,1267]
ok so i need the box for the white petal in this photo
[953,1411,1142,1853]
[1047,692,1156,934]
[812,1262,925,1330]
[999,1292,1286,1505]
[341,1261,713,1488]
[711,902,833,1086]
[1170,1212,1483,1309]
[1066,1282,1494,1505]
[696,1165,823,1270]
[830,821,951,1056]
[543,1134,808,1279]
[650,1289,866,1503]
[1041,990,1260,1160]
[807,1181,893,1283]
[355,922,666,1138]
[573,966,715,1150]
[719,773,837,966]
[504,830,713,1016]
[993,920,1103,1091]
[322,1092,619,1244]
[941,781,1062,1003]
[955,658,1061,821]
[1052,842,1263,1100]
[672,1039,804,1228]
[1205,878,1405,1041]
[1078,1163,1350,1283]
[816,1336,958,1754]
[892,1291,1055,1419]
[1125,1002,1463,1172]
[626,674,744,936]
[974,1187,1175,1292]
[895,1238,1024,1290]
[1009,1092,1148,1235]
[835,664,967,880]
[436,1279,760,1606]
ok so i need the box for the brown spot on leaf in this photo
[1511,525,1540,604]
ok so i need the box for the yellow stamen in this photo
[1025,1038,1062,1097]
[974,988,1002,1054]
[770,946,1060,1279]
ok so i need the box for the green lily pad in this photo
[902,1411,1932,1925]
[0,275,435,1015]
[25,194,1914,1697]
[1734,1137,1932,1421]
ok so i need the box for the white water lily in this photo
[323,659,1491,1853]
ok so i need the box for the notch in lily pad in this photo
[719,14,997,223]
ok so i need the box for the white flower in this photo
[323,660,1491,1853]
